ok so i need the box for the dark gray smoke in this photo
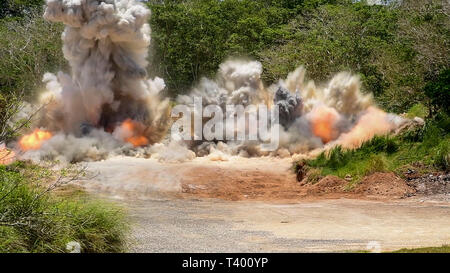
[273,86,303,128]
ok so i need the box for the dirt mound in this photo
[354,172,415,198]
[306,176,347,195]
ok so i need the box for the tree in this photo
[424,69,450,116]
[0,0,44,19]
[148,0,294,96]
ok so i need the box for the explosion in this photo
[11,0,172,162]
[114,119,149,147]
[309,105,339,144]
[19,129,53,151]
[176,61,406,158]
[11,1,410,163]
[34,0,170,140]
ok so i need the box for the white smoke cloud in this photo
[150,141,196,163]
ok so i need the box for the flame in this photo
[309,105,339,143]
[19,129,53,151]
[127,135,149,147]
[116,119,149,147]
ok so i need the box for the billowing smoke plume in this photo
[176,60,408,158]
[177,60,267,107]
[11,2,411,163]
[16,0,170,162]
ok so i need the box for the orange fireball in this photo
[126,136,149,147]
[117,119,149,147]
[309,106,339,144]
[19,129,53,151]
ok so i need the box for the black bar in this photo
[0,253,447,272]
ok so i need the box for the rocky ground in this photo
[406,172,450,196]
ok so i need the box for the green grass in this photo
[305,136,399,183]
[0,163,128,253]
[392,245,450,253]
[302,116,450,184]
[405,103,428,119]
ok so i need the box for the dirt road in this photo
[79,156,450,252]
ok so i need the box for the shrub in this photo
[422,123,443,149]
[358,136,398,154]
[0,163,128,253]
[307,136,398,170]
[0,0,44,19]
[424,68,450,116]
[326,146,351,170]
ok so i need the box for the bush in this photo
[302,116,450,184]
[0,0,44,19]
[0,226,28,252]
[424,68,450,116]
[0,163,128,253]
[307,136,398,170]
[0,9,64,143]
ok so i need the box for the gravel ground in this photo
[112,197,450,253]
[80,156,450,252]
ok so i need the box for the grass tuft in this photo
[364,155,388,176]
[434,142,449,172]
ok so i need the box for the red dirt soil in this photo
[306,175,347,195]
[180,165,415,201]
[181,166,304,201]
[355,172,416,198]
